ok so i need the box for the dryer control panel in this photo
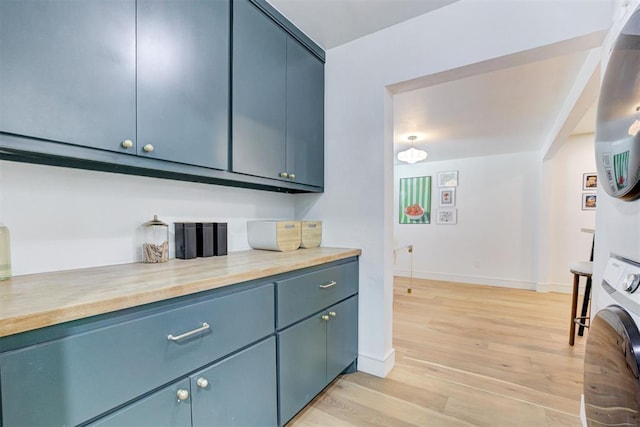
[602,255,640,315]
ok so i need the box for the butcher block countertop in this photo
[0,247,361,338]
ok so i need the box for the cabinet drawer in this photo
[276,260,358,328]
[0,283,274,426]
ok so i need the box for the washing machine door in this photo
[584,305,640,426]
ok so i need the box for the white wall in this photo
[393,135,597,294]
[0,161,295,275]
[296,1,613,377]
[394,152,540,289]
[545,134,596,292]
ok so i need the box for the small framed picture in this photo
[439,188,456,207]
[437,170,458,187]
[582,193,597,210]
[437,208,457,224]
[583,173,598,190]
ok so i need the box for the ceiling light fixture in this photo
[397,135,428,164]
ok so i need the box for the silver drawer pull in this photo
[167,322,210,341]
[319,281,337,289]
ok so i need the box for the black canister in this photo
[196,223,214,257]
[175,223,197,259]
[214,223,228,256]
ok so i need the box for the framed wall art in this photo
[439,188,456,207]
[582,193,597,210]
[436,208,457,224]
[583,173,598,190]
[437,170,458,187]
[399,176,431,224]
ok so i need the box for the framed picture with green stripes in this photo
[399,176,431,224]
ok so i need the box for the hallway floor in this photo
[289,277,586,426]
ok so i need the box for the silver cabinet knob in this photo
[121,139,133,149]
[176,389,189,401]
[196,377,209,389]
[321,314,329,321]
[329,311,337,317]
[289,173,296,179]
[279,172,289,178]
[143,144,154,153]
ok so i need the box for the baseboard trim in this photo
[536,282,550,293]
[357,348,395,378]
[394,269,536,291]
[546,282,573,294]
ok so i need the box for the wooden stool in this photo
[569,261,593,346]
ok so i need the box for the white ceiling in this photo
[267,0,599,163]
[393,51,595,161]
[267,0,461,50]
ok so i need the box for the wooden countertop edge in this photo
[0,248,361,338]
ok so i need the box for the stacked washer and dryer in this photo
[585,5,640,426]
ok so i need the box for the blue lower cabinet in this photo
[89,337,277,427]
[278,295,359,425]
[89,379,192,427]
[278,313,328,424]
[0,283,274,426]
[326,297,358,381]
[0,259,358,426]
[191,337,277,427]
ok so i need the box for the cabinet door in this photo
[278,314,327,424]
[286,38,325,187]
[232,0,286,180]
[137,0,229,169]
[0,0,136,153]
[326,296,359,381]
[89,378,191,427]
[191,337,277,427]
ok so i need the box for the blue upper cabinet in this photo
[0,0,137,154]
[0,0,229,169]
[232,0,287,180]
[286,38,325,188]
[232,0,325,188]
[137,0,229,170]
[0,0,324,192]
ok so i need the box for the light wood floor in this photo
[289,277,587,426]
